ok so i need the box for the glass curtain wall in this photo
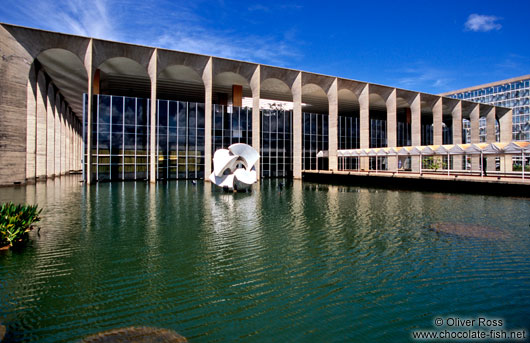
[443,123,453,145]
[260,109,293,178]
[302,112,328,171]
[369,118,387,148]
[157,100,205,180]
[83,94,150,182]
[369,114,387,171]
[212,105,252,152]
[338,115,359,170]
[397,122,411,146]
[421,124,433,146]
[449,78,530,141]
[83,94,205,182]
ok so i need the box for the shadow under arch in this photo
[302,83,328,114]
[420,95,439,146]
[367,92,387,149]
[157,64,205,103]
[337,88,360,170]
[301,83,329,171]
[96,57,151,99]
[33,48,89,117]
[396,92,415,147]
[261,77,293,105]
[213,71,251,105]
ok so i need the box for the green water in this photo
[1,176,529,342]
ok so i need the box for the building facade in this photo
[0,23,514,185]
[441,75,530,142]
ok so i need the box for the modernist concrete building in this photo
[441,75,530,142]
[0,23,514,186]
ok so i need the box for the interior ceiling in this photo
[36,50,447,119]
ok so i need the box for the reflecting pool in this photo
[1,176,529,342]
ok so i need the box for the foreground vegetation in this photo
[0,202,42,249]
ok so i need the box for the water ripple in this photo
[0,177,529,342]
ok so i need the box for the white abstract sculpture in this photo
[209,143,259,191]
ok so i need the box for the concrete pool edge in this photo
[302,170,530,197]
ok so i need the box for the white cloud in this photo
[4,0,301,66]
[6,0,120,41]
[464,14,502,32]
[392,62,455,93]
[152,29,299,66]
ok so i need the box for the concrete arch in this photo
[337,79,367,99]
[92,40,153,74]
[2,24,89,64]
[261,77,293,103]
[369,92,386,111]
[396,89,418,108]
[261,66,299,90]
[213,71,252,105]
[302,73,334,94]
[338,88,358,103]
[338,88,359,114]
[212,58,256,84]
[302,83,328,114]
[34,48,88,117]
[157,50,210,79]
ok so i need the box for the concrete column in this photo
[202,57,213,179]
[84,39,94,184]
[26,67,37,181]
[359,84,369,170]
[76,120,80,170]
[61,101,66,175]
[470,104,480,170]
[36,70,47,179]
[78,121,82,170]
[292,72,302,179]
[73,120,77,171]
[328,78,338,171]
[432,97,443,170]
[250,65,261,178]
[69,109,73,172]
[67,109,71,173]
[46,84,55,177]
[386,89,397,171]
[486,107,496,171]
[499,109,513,172]
[499,109,513,142]
[411,93,421,172]
[148,49,158,183]
[433,97,443,145]
[54,94,61,175]
[451,100,463,170]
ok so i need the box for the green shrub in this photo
[512,165,530,172]
[0,202,42,248]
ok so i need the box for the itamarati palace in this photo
[1,23,528,187]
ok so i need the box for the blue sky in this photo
[1,0,529,94]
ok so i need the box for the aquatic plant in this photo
[0,202,42,248]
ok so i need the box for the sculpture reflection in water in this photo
[209,143,259,192]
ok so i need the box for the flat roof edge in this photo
[440,75,530,95]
